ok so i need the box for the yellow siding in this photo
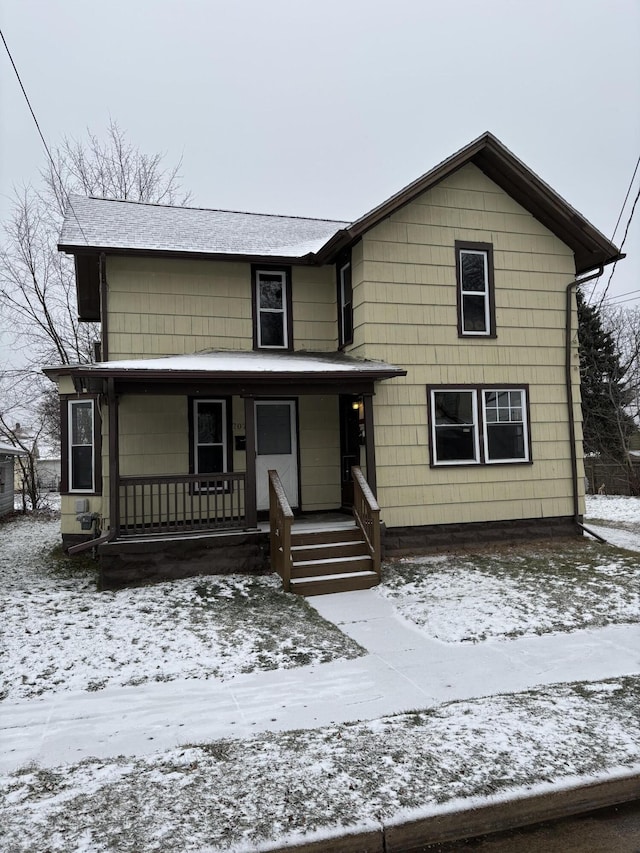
[298,396,341,511]
[106,256,337,359]
[348,162,583,528]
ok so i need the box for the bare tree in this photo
[0,120,191,367]
[0,122,191,512]
[0,369,47,511]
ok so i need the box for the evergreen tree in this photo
[577,289,634,463]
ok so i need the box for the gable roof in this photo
[59,196,348,260]
[60,132,622,320]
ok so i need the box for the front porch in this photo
[97,467,381,595]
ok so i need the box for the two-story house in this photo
[45,133,621,592]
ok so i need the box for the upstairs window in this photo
[338,258,353,347]
[455,241,496,337]
[252,267,292,350]
[68,399,95,492]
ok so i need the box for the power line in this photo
[596,180,640,310]
[0,27,89,245]
[602,288,640,304]
[587,150,640,305]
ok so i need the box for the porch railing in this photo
[352,466,381,578]
[268,469,293,592]
[117,473,247,536]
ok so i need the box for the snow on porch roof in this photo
[59,195,349,259]
[43,350,407,383]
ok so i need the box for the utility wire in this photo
[595,180,640,310]
[0,27,89,244]
[588,151,640,305]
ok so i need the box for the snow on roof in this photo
[0,443,27,456]
[59,196,349,258]
[71,350,404,376]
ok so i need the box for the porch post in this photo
[107,377,120,535]
[243,396,257,528]
[363,393,377,497]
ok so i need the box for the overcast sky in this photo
[1,0,639,367]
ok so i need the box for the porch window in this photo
[252,267,292,350]
[338,258,353,347]
[69,400,95,492]
[193,399,228,484]
[455,241,496,337]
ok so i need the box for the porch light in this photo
[352,401,361,411]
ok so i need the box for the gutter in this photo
[565,267,610,544]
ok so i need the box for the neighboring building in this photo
[45,133,621,590]
[0,443,27,517]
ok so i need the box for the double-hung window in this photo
[338,257,353,347]
[482,389,528,462]
[68,399,95,492]
[429,386,530,465]
[192,399,229,488]
[252,267,292,350]
[455,241,495,337]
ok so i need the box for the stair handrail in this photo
[268,469,294,592]
[351,466,381,579]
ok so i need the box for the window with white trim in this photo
[455,241,495,336]
[69,399,95,492]
[429,387,529,465]
[254,269,290,349]
[482,389,528,462]
[193,399,228,483]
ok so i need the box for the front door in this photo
[255,400,299,511]
[339,395,362,507]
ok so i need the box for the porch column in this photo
[243,396,257,528]
[363,393,377,497]
[107,377,120,535]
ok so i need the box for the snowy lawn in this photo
[379,538,640,643]
[585,493,640,533]
[1,675,638,852]
[0,515,364,702]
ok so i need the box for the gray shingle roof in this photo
[59,195,348,258]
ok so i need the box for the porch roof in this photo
[44,350,406,394]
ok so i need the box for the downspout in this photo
[565,267,609,544]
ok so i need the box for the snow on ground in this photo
[585,494,640,530]
[0,515,362,701]
[1,501,639,852]
[378,539,639,643]
[1,676,638,852]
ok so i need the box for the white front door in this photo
[255,400,298,511]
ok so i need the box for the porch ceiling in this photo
[43,349,406,395]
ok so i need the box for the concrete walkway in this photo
[2,590,638,773]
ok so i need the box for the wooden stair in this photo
[288,525,379,596]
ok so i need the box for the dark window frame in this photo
[427,384,532,467]
[188,396,233,491]
[251,265,293,351]
[60,395,102,495]
[337,252,353,348]
[455,241,496,338]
